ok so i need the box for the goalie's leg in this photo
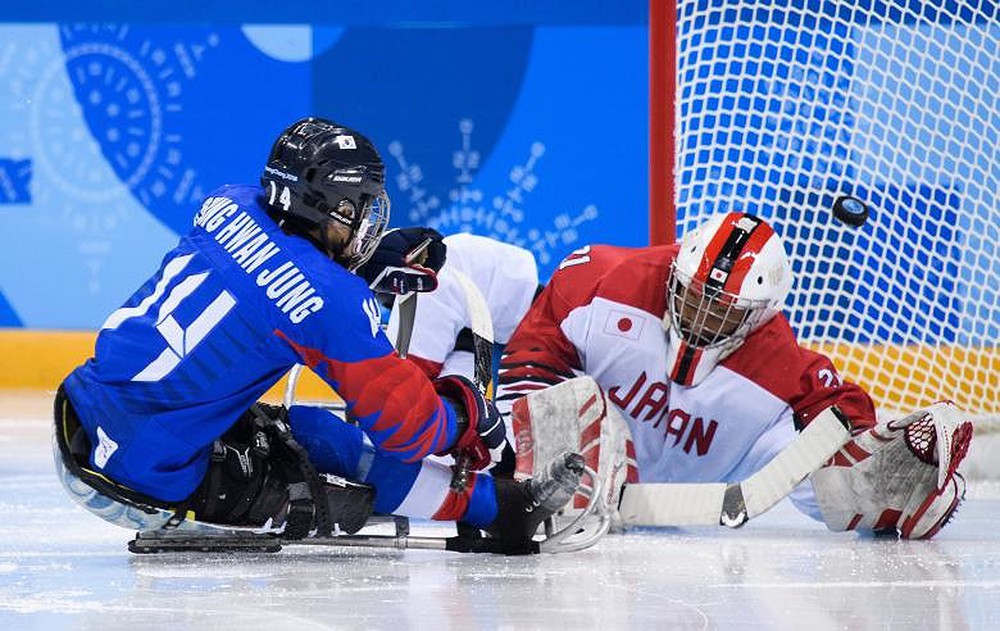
[510,376,638,532]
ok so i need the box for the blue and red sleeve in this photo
[277,330,459,463]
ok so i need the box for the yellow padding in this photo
[0,329,95,390]
[3,331,992,415]
[804,342,999,415]
[0,329,339,403]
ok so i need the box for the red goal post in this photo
[649,0,999,422]
[649,0,675,246]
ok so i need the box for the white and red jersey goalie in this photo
[497,212,970,538]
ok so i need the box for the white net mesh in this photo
[673,0,1000,423]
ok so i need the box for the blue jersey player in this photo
[54,117,582,554]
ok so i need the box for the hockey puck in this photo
[832,195,869,227]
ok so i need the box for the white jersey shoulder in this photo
[442,233,538,343]
[387,233,539,374]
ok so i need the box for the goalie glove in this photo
[434,375,507,471]
[811,401,973,539]
[356,227,447,295]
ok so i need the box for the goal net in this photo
[659,0,999,426]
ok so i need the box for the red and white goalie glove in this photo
[811,401,973,539]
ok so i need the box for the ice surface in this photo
[3,392,999,630]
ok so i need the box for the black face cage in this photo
[341,189,390,270]
[667,266,771,349]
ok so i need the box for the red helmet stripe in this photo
[693,213,775,296]
[695,212,741,281]
[722,220,775,294]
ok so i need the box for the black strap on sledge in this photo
[248,404,332,539]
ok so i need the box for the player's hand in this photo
[433,375,507,470]
[356,227,447,295]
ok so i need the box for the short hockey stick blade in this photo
[394,292,417,358]
[449,269,494,398]
[447,269,496,492]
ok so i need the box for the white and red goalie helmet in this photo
[664,212,793,386]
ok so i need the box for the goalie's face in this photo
[668,270,760,349]
[667,212,793,350]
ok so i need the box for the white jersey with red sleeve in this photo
[498,243,877,519]
[386,233,539,379]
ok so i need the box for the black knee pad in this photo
[185,406,292,528]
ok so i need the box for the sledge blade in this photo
[129,531,282,554]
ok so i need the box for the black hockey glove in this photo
[356,227,447,295]
[433,375,507,471]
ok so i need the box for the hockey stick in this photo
[617,406,851,528]
[450,269,495,399]
[130,526,511,554]
[447,269,495,491]
[394,292,417,358]
[390,236,436,359]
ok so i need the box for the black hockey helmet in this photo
[261,117,390,269]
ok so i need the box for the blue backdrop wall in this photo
[0,2,649,329]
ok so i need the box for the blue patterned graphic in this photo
[323,26,647,272]
[0,159,32,203]
[0,290,23,327]
[0,17,647,329]
[57,24,312,235]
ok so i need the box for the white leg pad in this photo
[511,376,637,513]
